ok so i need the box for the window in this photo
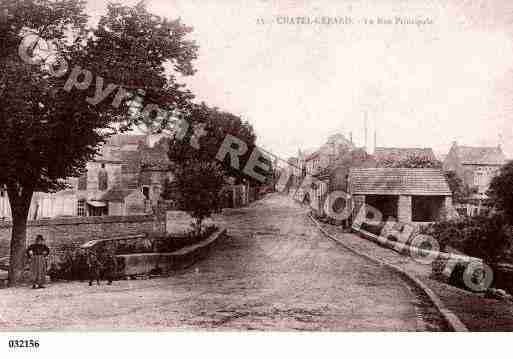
[77,199,86,216]
[77,172,87,190]
[98,167,108,191]
[474,171,486,187]
[88,204,107,216]
[142,186,150,200]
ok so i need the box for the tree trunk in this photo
[196,218,203,237]
[7,185,33,287]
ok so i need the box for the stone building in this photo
[443,141,507,195]
[348,168,453,224]
[0,134,173,220]
[301,133,355,176]
[297,134,364,215]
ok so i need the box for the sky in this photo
[85,0,513,159]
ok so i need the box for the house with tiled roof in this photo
[443,141,507,195]
[0,134,174,220]
[348,168,454,223]
[138,138,174,208]
[300,133,356,177]
[295,134,361,215]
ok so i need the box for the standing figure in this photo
[86,250,103,286]
[100,250,117,285]
[26,235,50,289]
[76,249,90,281]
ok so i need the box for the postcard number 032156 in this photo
[8,339,40,349]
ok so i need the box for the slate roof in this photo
[100,187,134,202]
[456,146,506,165]
[348,168,451,196]
[374,147,437,163]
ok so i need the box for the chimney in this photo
[374,130,377,154]
[350,131,353,145]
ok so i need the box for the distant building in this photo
[298,134,371,215]
[301,133,355,176]
[0,134,174,220]
[296,139,454,223]
[348,168,454,224]
[443,142,507,195]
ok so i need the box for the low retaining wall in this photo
[354,227,481,265]
[117,228,227,276]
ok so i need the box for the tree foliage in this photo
[423,214,513,265]
[0,0,198,285]
[166,103,270,185]
[82,1,197,124]
[488,160,513,221]
[444,170,475,204]
[162,103,272,228]
[164,161,225,234]
[379,154,442,169]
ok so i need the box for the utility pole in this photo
[364,111,368,152]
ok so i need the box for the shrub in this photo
[447,261,468,289]
[431,257,448,280]
[421,214,513,262]
[387,234,398,242]
[48,248,89,281]
[446,260,491,293]
[151,225,218,253]
[48,225,219,281]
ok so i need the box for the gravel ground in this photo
[1,194,435,331]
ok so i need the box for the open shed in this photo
[348,168,453,224]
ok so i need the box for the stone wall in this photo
[352,195,365,220]
[0,215,161,261]
[397,195,412,222]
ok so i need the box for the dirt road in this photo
[0,194,444,330]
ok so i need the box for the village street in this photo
[0,194,444,331]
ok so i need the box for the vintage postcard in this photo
[1,0,513,356]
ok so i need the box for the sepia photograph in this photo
[1,0,513,356]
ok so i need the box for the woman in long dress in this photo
[26,235,50,289]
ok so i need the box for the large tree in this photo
[162,104,272,228]
[0,0,197,285]
[444,170,475,204]
[165,161,225,235]
[166,103,269,186]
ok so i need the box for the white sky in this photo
[85,0,513,159]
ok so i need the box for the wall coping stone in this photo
[0,215,156,229]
